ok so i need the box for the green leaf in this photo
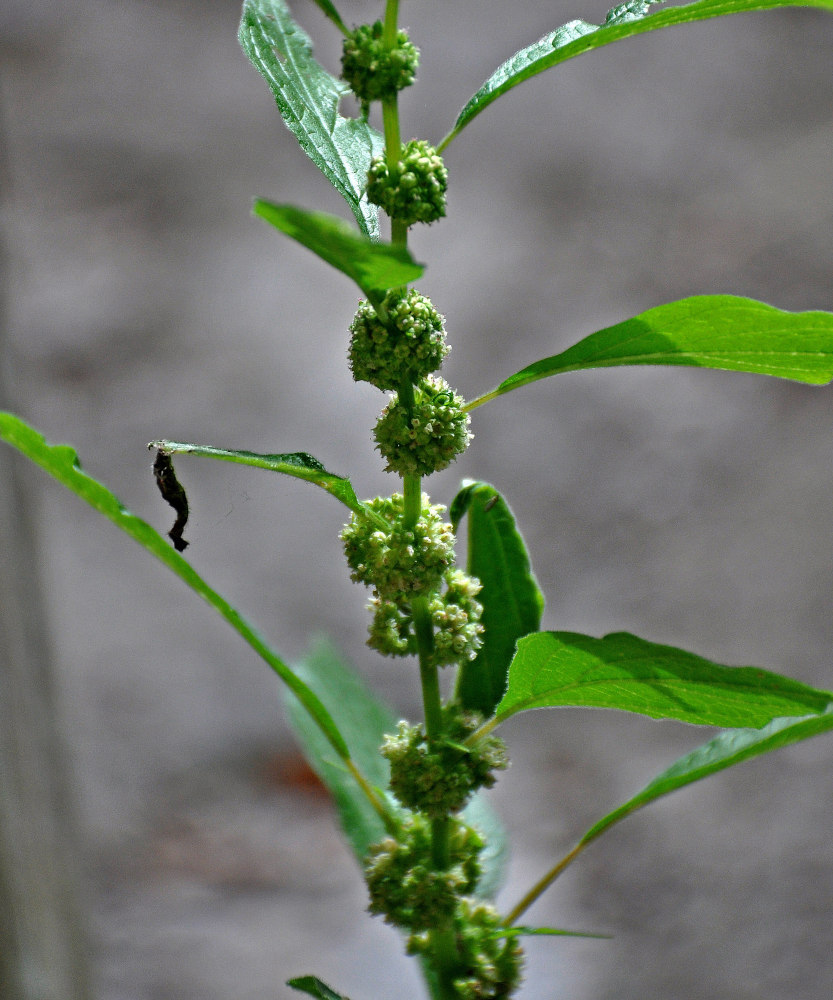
[466,296,833,409]
[308,0,348,36]
[579,704,833,849]
[498,925,611,940]
[253,201,424,298]
[287,976,352,1000]
[285,639,509,898]
[440,0,833,149]
[494,631,832,729]
[148,439,389,530]
[284,639,398,862]
[450,482,544,718]
[239,0,384,238]
[0,411,349,759]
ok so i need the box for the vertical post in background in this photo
[0,111,93,1000]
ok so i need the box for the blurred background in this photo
[2,0,833,997]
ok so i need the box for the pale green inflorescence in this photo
[367,139,448,226]
[349,288,448,391]
[367,569,484,666]
[341,21,419,103]
[374,375,472,477]
[341,492,455,600]
[364,814,483,931]
[382,708,508,819]
[408,898,525,1000]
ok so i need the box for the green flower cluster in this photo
[341,492,454,599]
[382,708,507,818]
[348,289,448,391]
[367,139,448,226]
[367,568,483,666]
[365,814,483,931]
[408,899,524,1000]
[341,21,419,103]
[374,375,472,477]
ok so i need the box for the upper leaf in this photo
[466,296,833,409]
[0,412,349,759]
[253,201,424,298]
[494,631,832,729]
[450,481,544,718]
[308,0,348,36]
[239,0,384,238]
[440,0,833,149]
[579,703,833,848]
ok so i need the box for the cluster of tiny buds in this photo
[348,288,448,391]
[407,898,524,999]
[367,568,483,667]
[341,492,455,600]
[365,814,483,931]
[367,139,448,226]
[341,21,419,104]
[381,707,508,818]
[375,375,472,478]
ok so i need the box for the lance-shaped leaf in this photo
[498,926,611,940]
[285,639,509,899]
[0,412,348,759]
[450,481,544,718]
[440,0,833,150]
[239,0,383,238]
[149,439,387,529]
[493,631,832,729]
[466,296,833,409]
[507,702,833,919]
[580,703,833,849]
[254,201,423,298]
[308,0,347,36]
[287,977,352,1000]
[285,639,399,862]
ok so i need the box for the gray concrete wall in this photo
[2,1,833,997]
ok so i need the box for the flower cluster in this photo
[341,492,454,599]
[408,899,524,999]
[382,708,508,818]
[375,376,472,477]
[365,814,483,931]
[367,139,447,226]
[367,568,483,666]
[349,289,448,391]
[341,21,419,103]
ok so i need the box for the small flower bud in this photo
[374,376,472,477]
[367,139,447,226]
[382,707,508,818]
[341,492,455,600]
[341,21,419,103]
[365,814,483,931]
[349,289,448,391]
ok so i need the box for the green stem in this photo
[504,840,589,926]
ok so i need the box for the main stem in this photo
[380,5,460,995]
